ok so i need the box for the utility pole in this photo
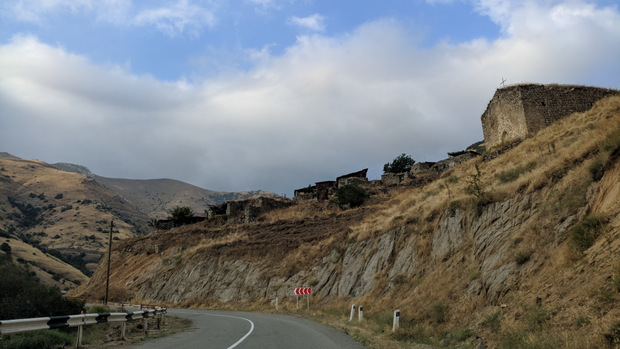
[104,220,113,305]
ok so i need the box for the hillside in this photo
[73,95,620,347]
[51,163,277,219]
[0,156,150,289]
[0,155,279,292]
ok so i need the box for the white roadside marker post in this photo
[358,305,363,321]
[393,309,400,332]
[349,304,356,321]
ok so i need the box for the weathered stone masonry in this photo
[481,84,619,148]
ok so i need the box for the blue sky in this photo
[1,0,619,196]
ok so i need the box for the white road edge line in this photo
[227,316,254,349]
[207,314,255,349]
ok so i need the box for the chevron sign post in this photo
[294,288,312,295]
[294,288,312,311]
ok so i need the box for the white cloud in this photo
[2,0,218,37]
[287,13,326,31]
[133,0,217,37]
[6,0,94,22]
[1,0,619,195]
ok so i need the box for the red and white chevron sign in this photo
[294,287,312,295]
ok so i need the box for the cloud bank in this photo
[1,0,619,196]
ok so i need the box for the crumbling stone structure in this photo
[381,173,404,186]
[206,196,292,224]
[481,84,619,148]
[381,150,480,187]
[433,150,480,172]
[155,215,206,230]
[294,169,368,201]
[411,162,436,174]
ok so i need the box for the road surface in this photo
[122,308,366,349]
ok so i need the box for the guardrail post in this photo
[358,305,363,321]
[144,317,148,334]
[76,325,83,348]
[393,309,400,332]
[76,311,84,348]
[161,310,166,326]
[349,304,356,321]
[121,322,127,340]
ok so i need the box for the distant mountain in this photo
[51,163,277,219]
[51,162,95,178]
[0,152,20,160]
[92,177,277,219]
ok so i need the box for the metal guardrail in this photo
[0,308,167,347]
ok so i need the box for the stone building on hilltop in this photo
[481,84,619,148]
[294,169,368,201]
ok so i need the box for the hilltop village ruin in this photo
[163,83,619,227]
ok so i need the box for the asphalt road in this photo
[123,308,366,349]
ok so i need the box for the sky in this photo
[1,0,619,197]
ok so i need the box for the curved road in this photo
[122,308,366,349]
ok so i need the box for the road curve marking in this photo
[206,314,255,349]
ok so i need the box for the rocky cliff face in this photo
[97,188,585,307]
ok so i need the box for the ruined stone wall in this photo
[481,84,619,148]
[520,84,618,133]
[481,86,527,148]
[207,197,292,223]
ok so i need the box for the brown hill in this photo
[73,95,620,347]
[50,163,277,219]
[0,156,150,290]
[92,177,275,219]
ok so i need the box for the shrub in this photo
[569,215,607,253]
[514,249,532,265]
[604,322,620,346]
[495,164,533,183]
[0,330,73,349]
[0,242,11,253]
[429,302,449,324]
[88,305,111,314]
[168,206,195,225]
[588,157,605,181]
[448,200,461,215]
[384,153,415,174]
[481,311,501,332]
[466,164,487,202]
[523,305,549,330]
[334,184,370,208]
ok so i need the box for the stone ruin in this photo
[381,150,481,187]
[481,83,619,148]
[206,196,293,224]
[155,215,206,230]
[294,169,369,201]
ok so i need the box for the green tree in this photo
[383,153,415,173]
[335,184,370,208]
[0,254,84,320]
[167,206,194,225]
